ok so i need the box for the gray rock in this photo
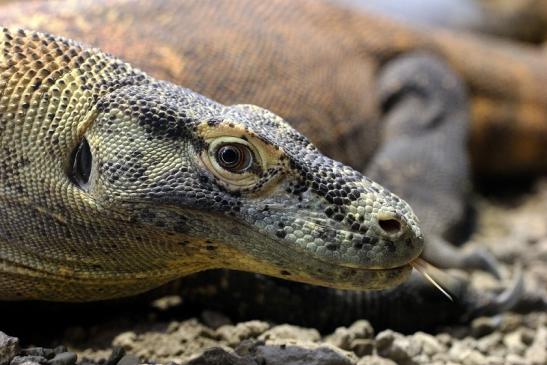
[190,343,355,365]
[186,347,254,365]
[0,332,19,365]
[253,344,355,365]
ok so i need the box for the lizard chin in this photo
[267,261,414,291]
[223,237,416,291]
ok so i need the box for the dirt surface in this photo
[1,179,547,365]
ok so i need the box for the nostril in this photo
[378,218,402,235]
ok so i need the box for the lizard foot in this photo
[461,263,524,321]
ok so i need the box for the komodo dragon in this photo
[0,24,520,334]
[1,23,515,334]
[0,0,535,332]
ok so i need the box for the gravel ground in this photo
[1,179,546,365]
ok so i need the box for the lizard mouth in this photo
[293,257,452,293]
[272,250,415,291]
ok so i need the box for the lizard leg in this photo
[366,52,499,276]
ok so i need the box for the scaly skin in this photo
[1,0,547,176]
[0,27,423,301]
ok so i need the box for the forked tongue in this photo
[411,257,454,301]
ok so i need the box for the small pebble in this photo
[325,320,374,350]
[412,332,445,356]
[349,338,374,357]
[258,324,320,342]
[376,330,419,363]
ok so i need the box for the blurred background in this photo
[0,1,546,364]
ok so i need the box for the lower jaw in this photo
[276,264,413,291]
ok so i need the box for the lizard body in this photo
[0,27,423,301]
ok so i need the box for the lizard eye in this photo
[215,143,253,173]
[70,137,92,189]
[202,137,264,189]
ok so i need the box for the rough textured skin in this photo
[2,0,547,176]
[0,27,423,301]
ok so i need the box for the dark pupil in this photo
[218,146,241,167]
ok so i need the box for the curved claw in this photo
[465,263,524,320]
[462,248,503,280]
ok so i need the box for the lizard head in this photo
[75,81,423,292]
